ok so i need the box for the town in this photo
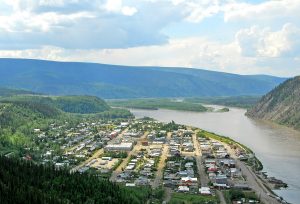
[22,117,287,204]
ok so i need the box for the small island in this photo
[108,98,208,112]
[217,107,230,112]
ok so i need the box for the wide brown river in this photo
[130,106,300,204]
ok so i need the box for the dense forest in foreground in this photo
[0,156,150,204]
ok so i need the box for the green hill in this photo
[0,156,150,204]
[52,95,111,114]
[1,95,110,114]
[0,58,286,98]
[246,76,300,130]
[0,100,63,155]
[0,94,131,155]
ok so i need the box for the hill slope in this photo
[1,95,110,114]
[0,95,131,155]
[0,58,286,98]
[246,76,300,130]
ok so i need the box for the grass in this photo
[169,193,219,204]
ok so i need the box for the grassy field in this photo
[108,98,208,112]
[169,193,219,204]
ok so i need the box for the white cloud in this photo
[236,23,300,58]
[0,0,176,49]
[121,6,137,16]
[166,0,226,23]
[104,0,137,16]
[0,11,94,33]
[224,0,300,23]
[104,0,122,12]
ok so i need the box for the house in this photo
[125,183,136,187]
[180,177,198,186]
[199,187,212,195]
[185,162,194,168]
[215,174,228,185]
[233,183,250,190]
[178,186,189,192]
[125,165,135,170]
[207,165,218,173]
[105,142,133,151]
[135,177,149,186]
[178,170,188,177]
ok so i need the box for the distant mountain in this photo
[0,87,36,97]
[246,76,300,130]
[0,58,286,98]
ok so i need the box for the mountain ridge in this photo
[0,58,287,98]
[246,76,300,130]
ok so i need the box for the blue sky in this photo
[0,0,299,77]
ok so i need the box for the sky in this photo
[0,0,299,77]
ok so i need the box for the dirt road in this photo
[216,190,226,204]
[152,132,171,188]
[192,133,209,187]
[110,131,148,182]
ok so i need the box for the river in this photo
[129,106,300,204]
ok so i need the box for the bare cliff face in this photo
[246,76,300,130]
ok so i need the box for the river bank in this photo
[129,107,300,204]
[197,129,287,203]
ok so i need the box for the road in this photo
[152,132,171,188]
[110,131,148,182]
[192,132,209,187]
[221,141,281,204]
[216,190,226,204]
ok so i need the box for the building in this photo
[199,187,212,195]
[178,186,189,192]
[105,142,133,151]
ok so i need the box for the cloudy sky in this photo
[0,0,299,77]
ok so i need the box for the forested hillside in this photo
[1,95,111,114]
[0,156,150,204]
[0,58,286,98]
[246,76,300,130]
[0,95,132,156]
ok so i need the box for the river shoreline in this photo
[187,127,287,203]
[129,107,300,204]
